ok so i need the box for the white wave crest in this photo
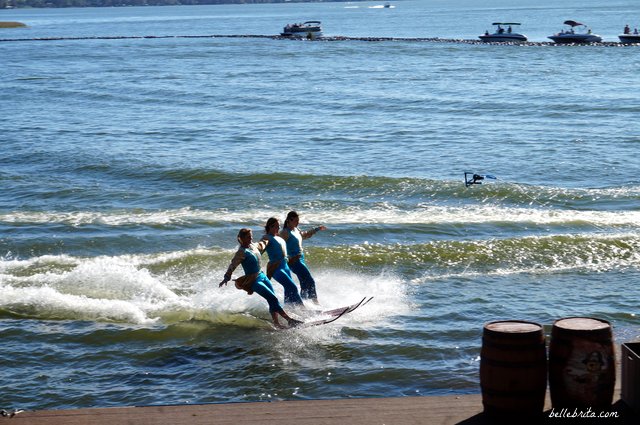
[2,205,640,228]
[0,284,156,324]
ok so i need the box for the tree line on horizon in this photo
[2,0,366,8]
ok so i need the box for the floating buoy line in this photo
[0,34,634,46]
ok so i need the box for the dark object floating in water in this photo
[0,21,26,28]
[465,172,496,187]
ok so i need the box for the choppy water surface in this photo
[1,0,639,411]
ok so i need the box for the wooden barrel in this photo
[549,317,615,409]
[480,320,547,419]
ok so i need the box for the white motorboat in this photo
[548,20,602,44]
[479,23,528,42]
[281,21,323,38]
[619,25,640,43]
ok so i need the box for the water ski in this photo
[321,296,373,316]
[282,296,373,330]
[293,306,351,328]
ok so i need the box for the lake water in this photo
[1,0,639,411]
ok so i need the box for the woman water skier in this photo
[219,228,302,328]
[263,217,304,306]
[279,211,326,304]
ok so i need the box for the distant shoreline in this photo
[3,0,379,9]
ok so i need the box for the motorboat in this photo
[548,20,602,43]
[619,33,640,43]
[479,22,528,42]
[281,21,323,38]
[619,24,640,43]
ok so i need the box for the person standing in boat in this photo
[263,217,304,306]
[280,211,326,304]
[219,228,302,328]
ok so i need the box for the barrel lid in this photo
[554,317,610,330]
[485,320,542,333]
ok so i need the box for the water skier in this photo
[279,211,326,304]
[219,228,302,328]
[263,217,304,306]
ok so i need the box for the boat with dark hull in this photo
[479,23,527,42]
[619,34,640,43]
[619,25,640,44]
[548,20,602,44]
[281,21,323,39]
